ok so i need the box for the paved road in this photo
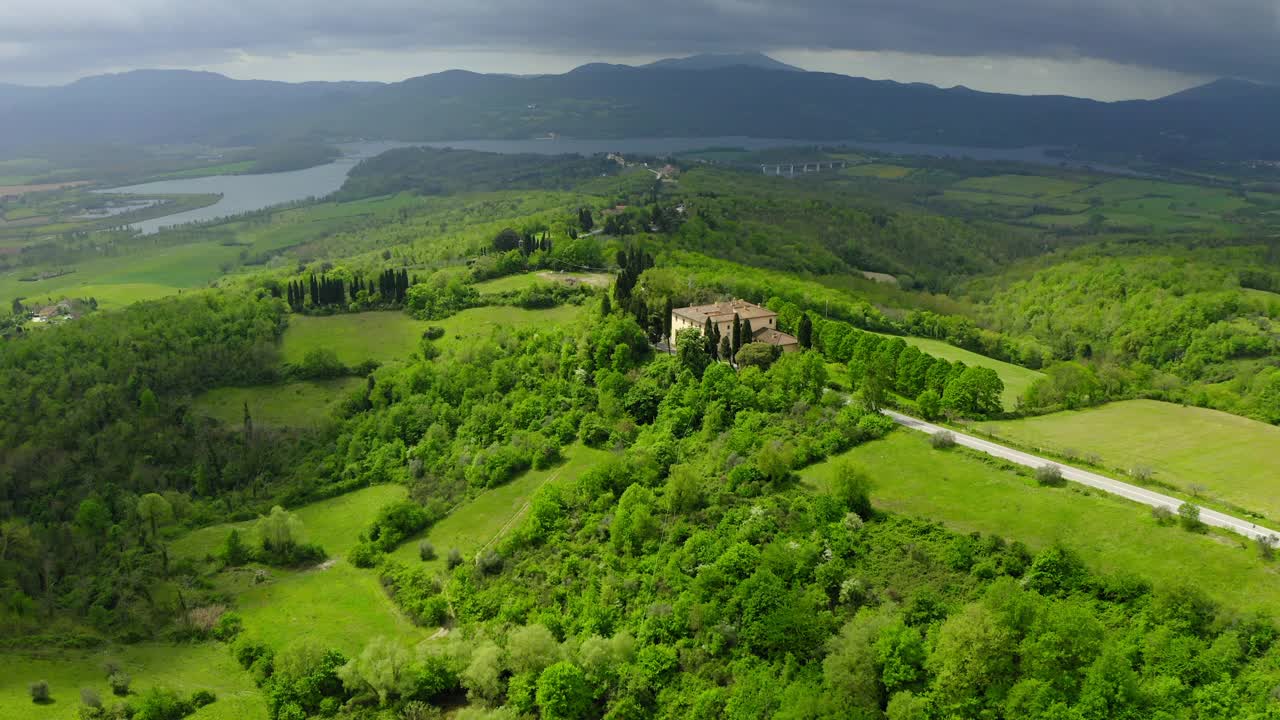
[883,409,1280,542]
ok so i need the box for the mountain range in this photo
[1,54,1277,162]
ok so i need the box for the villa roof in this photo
[672,300,776,325]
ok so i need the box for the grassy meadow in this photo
[281,312,429,366]
[191,378,364,429]
[389,444,614,568]
[171,484,408,562]
[0,642,266,720]
[804,431,1280,616]
[975,399,1280,519]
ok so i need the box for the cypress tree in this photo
[704,317,715,358]
[742,318,754,345]
[799,313,813,349]
[732,313,742,354]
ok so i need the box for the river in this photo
[106,137,1125,234]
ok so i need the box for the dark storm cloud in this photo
[2,0,1278,82]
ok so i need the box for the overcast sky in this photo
[3,0,1276,99]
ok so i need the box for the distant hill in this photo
[1,66,1279,162]
[640,52,804,72]
[1161,77,1278,102]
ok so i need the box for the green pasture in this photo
[876,333,1044,408]
[281,312,429,367]
[431,305,587,354]
[953,174,1089,198]
[390,444,613,568]
[0,642,265,720]
[976,399,1280,519]
[152,161,255,180]
[804,431,1280,616]
[172,484,408,562]
[192,378,363,429]
[843,163,914,179]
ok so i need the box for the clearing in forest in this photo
[0,642,267,720]
[803,431,1280,617]
[975,399,1280,520]
[192,378,364,429]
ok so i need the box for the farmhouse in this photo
[671,299,799,352]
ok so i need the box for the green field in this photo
[975,400,1280,519]
[877,333,1044,408]
[280,311,429,366]
[804,432,1280,616]
[0,642,265,720]
[474,271,612,294]
[172,484,408,562]
[431,305,587,354]
[389,444,613,568]
[953,174,1089,198]
[843,163,914,179]
[192,378,363,428]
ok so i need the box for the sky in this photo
[2,0,1276,100]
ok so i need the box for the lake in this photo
[107,137,1125,233]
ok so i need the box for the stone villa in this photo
[671,299,799,352]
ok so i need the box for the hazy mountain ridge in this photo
[0,64,1276,161]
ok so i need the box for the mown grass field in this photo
[389,444,613,568]
[172,484,408,562]
[803,431,1280,616]
[975,399,1280,519]
[192,378,364,428]
[280,312,429,366]
[171,484,418,654]
[875,333,1044,409]
[843,163,914,179]
[0,642,266,720]
[474,271,612,294]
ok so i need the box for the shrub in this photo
[108,672,132,696]
[349,541,381,569]
[1152,505,1175,526]
[418,540,437,561]
[189,690,216,708]
[1179,502,1204,532]
[423,326,446,340]
[1035,464,1065,486]
[81,687,103,709]
[30,680,50,703]
[929,431,956,450]
[133,687,191,720]
[1258,535,1278,561]
[186,604,226,638]
[476,549,503,575]
[222,529,250,566]
[446,548,464,570]
[232,638,273,670]
[1131,466,1154,483]
[212,611,243,641]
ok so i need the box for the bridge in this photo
[761,161,848,177]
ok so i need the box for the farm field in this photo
[975,399,1280,519]
[280,311,429,366]
[192,378,363,428]
[803,431,1280,616]
[0,642,265,720]
[474,271,613,293]
[952,174,1089,198]
[389,444,614,568]
[875,333,1044,408]
[172,484,408,562]
[843,163,914,179]
[0,242,241,309]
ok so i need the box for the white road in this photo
[882,409,1280,543]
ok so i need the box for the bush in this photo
[81,687,103,709]
[30,680,50,704]
[418,540,437,561]
[1152,505,1176,526]
[423,326,445,340]
[108,672,132,696]
[446,548,464,570]
[1179,502,1204,532]
[133,687,191,720]
[189,690,216,708]
[476,549,503,575]
[929,431,956,449]
[232,638,273,670]
[349,541,381,569]
[1035,464,1065,486]
[222,529,251,566]
[212,611,243,641]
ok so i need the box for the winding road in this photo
[882,409,1280,543]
